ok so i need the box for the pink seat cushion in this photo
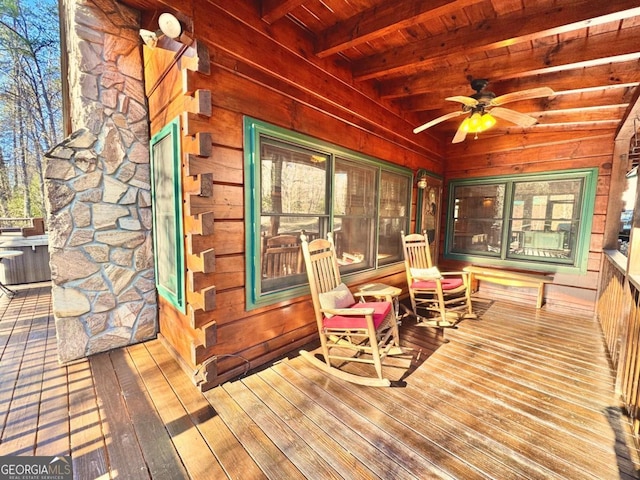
[323,301,392,330]
[412,278,463,290]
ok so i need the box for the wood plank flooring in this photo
[1,284,639,479]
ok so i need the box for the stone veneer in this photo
[45,0,156,363]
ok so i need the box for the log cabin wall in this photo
[442,130,615,314]
[139,0,444,390]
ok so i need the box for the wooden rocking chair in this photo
[299,232,403,387]
[401,231,475,327]
[262,234,302,278]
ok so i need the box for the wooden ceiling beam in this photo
[379,24,640,98]
[402,87,635,114]
[533,105,629,123]
[314,0,483,58]
[261,0,306,25]
[353,0,640,81]
[616,82,640,141]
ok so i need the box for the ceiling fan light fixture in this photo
[468,112,482,132]
[462,112,496,134]
[480,112,496,130]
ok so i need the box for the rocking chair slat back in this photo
[404,234,432,269]
[401,231,475,327]
[299,231,405,386]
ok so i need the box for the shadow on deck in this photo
[1,284,639,479]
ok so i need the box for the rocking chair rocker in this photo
[299,232,403,386]
[401,231,475,327]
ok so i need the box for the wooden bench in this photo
[463,265,553,308]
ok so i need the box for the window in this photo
[150,118,185,312]
[245,117,411,308]
[446,169,597,272]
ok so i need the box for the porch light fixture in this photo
[139,12,191,48]
[158,13,183,39]
[416,169,428,190]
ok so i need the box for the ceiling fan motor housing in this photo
[469,78,496,105]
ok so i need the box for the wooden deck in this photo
[1,284,640,479]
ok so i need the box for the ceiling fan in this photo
[413,79,555,143]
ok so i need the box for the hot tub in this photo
[0,234,51,284]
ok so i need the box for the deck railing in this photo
[598,251,640,438]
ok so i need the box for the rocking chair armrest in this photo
[440,271,468,276]
[321,307,375,316]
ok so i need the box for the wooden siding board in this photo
[190,288,245,329]
[189,255,243,291]
[158,297,199,368]
[205,62,439,171]
[185,145,243,180]
[205,304,315,356]
[188,221,244,256]
[186,184,243,218]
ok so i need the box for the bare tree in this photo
[0,0,61,218]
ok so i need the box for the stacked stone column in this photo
[46,0,156,363]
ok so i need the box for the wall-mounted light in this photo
[158,13,183,39]
[416,169,428,190]
[139,12,190,48]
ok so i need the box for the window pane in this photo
[150,119,184,312]
[379,171,410,265]
[153,134,179,295]
[451,184,505,254]
[334,158,376,271]
[261,140,327,217]
[260,216,317,293]
[508,179,582,261]
[260,139,329,293]
[246,117,414,308]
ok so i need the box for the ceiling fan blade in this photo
[413,110,464,134]
[490,107,538,127]
[445,95,478,107]
[490,87,555,106]
[451,120,469,144]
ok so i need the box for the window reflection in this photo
[450,174,589,267]
[249,122,412,304]
[260,140,328,293]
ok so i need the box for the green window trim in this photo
[244,116,412,310]
[150,117,186,313]
[445,168,597,274]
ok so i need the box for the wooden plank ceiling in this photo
[261,0,640,146]
[123,0,640,152]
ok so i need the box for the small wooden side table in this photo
[356,282,402,320]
